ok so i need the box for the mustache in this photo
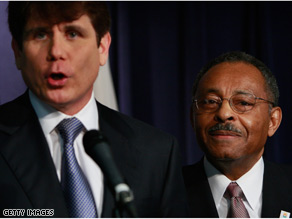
[208,123,242,134]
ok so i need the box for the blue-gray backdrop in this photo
[1,1,292,166]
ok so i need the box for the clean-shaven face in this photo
[13,14,110,115]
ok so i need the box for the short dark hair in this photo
[192,51,279,106]
[7,1,111,49]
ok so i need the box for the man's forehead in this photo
[197,62,267,95]
[24,13,85,30]
[202,61,264,82]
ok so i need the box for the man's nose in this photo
[47,33,66,61]
[214,99,235,123]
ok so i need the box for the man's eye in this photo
[203,99,218,105]
[233,98,254,106]
[238,101,253,106]
[35,32,47,40]
[67,31,79,39]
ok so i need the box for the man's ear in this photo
[268,106,282,137]
[11,38,23,70]
[98,32,111,66]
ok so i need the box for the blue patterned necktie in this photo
[57,117,98,218]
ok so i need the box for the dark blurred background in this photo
[1,1,292,166]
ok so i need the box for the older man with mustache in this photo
[183,51,292,218]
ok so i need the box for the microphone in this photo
[83,130,138,217]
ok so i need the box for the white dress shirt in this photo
[204,156,264,218]
[29,90,103,217]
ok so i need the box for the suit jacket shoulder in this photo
[97,102,177,152]
[97,102,189,217]
[262,160,292,217]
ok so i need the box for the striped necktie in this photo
[224,182,250,218]
[57,117,98,218]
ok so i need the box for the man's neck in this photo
[206,155,263,180]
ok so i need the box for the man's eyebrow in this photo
[205,88,220,93]
[23,24,89,38]
[234,90,254,95]
[23,27,50,38]
[195,88,220,97]
[63,24,88,34]
[198,89,254,96]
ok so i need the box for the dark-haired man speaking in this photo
[0,2,188,217]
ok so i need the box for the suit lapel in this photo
[261,160,292,218]
[183,159,218,217]
[0,93,68,217]
[97,102,137,217]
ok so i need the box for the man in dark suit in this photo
[183,51,292,218]
[0,2,188,217]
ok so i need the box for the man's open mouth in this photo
[50,73,66,80]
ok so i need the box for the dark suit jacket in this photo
[0,92,188,217]
[183,158,292,218]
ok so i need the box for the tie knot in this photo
[57,117,84,145]
[225,182,244,199]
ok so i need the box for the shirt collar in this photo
[204,156,264,211]
[29,90,99,135]
[236,157,264,210]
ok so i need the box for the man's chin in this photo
[44,90,71,103]
[206,151,242,163]
[40,94,72,110]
